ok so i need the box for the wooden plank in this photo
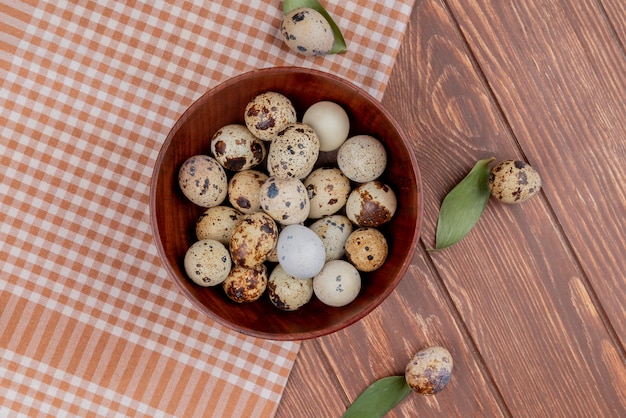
[446,0,626,344]
[600,0,626,42]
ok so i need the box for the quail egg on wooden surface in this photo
[346,181,397,227]
[309,214,353,261]
[244,91,297,141]
[267,264,314,311]
[229,212,278,268]
[345,227,388,272]
[405,346,453,395]
[488,159,542,204]
[184,239,231,287]
[313,260,361,307]
[304,167,351,219]
[267,123,320,179]
[178,155,228,207]
[302,101,350,151]
[196,206,243,245]
[210,124,266,171]
[281,7,334,57]
[223,264,268,303]
[337,135,387,183]
[228,169,268,214]
[276,224,326,279]
[259,176,310,225]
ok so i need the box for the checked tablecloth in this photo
[0,1,415,416]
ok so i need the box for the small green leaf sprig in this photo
[342,376,411,418]
[433,157,495,250]
[283,0,347,54]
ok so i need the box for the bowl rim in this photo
[149,66,423,340]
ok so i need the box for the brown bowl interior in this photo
[150,67,422,340]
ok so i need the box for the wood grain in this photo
[277,0,626,416]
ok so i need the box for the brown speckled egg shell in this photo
[228,169,268,214]
[337,135,387,183]
[304,167,351,219]
[259,176,310,225]
[268,123,320,180]
[244,92,296,141]
[178,155,228,208]
[229,212,278,268]
[196,206,243,245]
[344,227,388,272]
[267,264,313,311]
[345,181,397,227]
[488,160,541,204]
[183,239,231,287]
[405,346,453,395]
[223,264,268,303]
[281,8,334,57]
[210,124,266,171]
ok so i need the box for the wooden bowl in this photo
[150,67,422,340]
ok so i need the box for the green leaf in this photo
[342,376,411,418]
[433,157,495,250]
[283,0,347,54]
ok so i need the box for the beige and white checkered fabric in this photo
[0,1,414,416]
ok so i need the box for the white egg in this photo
[302,101,350,152]
[313,260,361,307]
[276,224,326,279]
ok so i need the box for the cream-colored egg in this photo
[337,135,387,183]
[259,176,310,225]
[267,264,314,311]
[210,124,266,171]
[228,169,268,214]
[281,8,334,57]
[244,92,297,140]
[267,123,320,180]
[345,227,388,272]
[195,206,243,245]
[184,239,231,287]
[276,224,326,279]
[302,101,350,151]
[313,260,361,307]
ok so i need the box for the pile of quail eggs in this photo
[178,91,397,310]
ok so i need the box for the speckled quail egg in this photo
[488,160,542,204]
[276,224,326,279]
[228,169,269,214]
[337,135,387,183]
[268,123,320,179]
[184,239,231,287]
[259,176,310,225]
[313,260,361,307]
[346,181,397,227]
[229,212,278,268]
[196,206,243,245]
[178,155,228,207]
[267,264,314,311]
[281,7,334,57]
[210,124,266,171]
[405,346,453,395]
[222,264,268,303]
[309,215,353,261]
[344,227,388,272]
[244,91,297,141]
[302,101,350,151]
[304,167,351,219]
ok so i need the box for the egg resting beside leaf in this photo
[488,159,541,204]
[281,7,334,57]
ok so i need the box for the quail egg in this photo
[313,260,361,307]
[223,264,268,303]
[302,101,350,151]
[229,212,278,268]
[183,239,231,287]
[244,91,297,141]
[267,264,314,311]
[488,160,542,204]
[228,169,268,214]
[196,206,243,245]
[345,227,388,272]
[276,224,326,279]
[405,346,453,395]
[346,181,397,227]
[259,176,310,225]
[337,135,387,183]
[268,123,320,179]
[281,7,334,57]
[304,167,351,219]
[210,124,266,171]
[308,215,353,261]
[178,155,228,207]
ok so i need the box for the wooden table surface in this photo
[276,0,625,416]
